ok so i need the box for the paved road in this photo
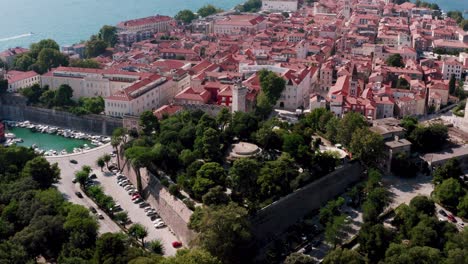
[47,144,121,234]
[47,144,177,256]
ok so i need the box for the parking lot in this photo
[47,144,178,256]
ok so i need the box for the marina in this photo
[3,120,111,156]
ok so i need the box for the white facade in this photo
[261,0,298,12]
[6,71,40,92]
[442,60,463,80]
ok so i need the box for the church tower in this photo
[343,0,351,20]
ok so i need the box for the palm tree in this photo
[125,146,152,193]
[128,223,148,245]
[102,153,111,169]
[111,127,128,171]
[111,137,121,170]
[96,157,105,171]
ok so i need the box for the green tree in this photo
[75,170,90,186]
[162,248,221,264]
[102,153,111,169]
[229,158,260,200]
[148,240,164,255]
[236,0,262,12]
[282,133,305,157]
[96,157,105,171]
[319,197,345,226]
[457,193,468,218]
[349,128,384,165]
[409,123,448,153]
[69,58,101,68]
[94,232,129,264]
[325,215,347,248]
[124,146,153,192]
[189,203,251,264]
[0,241,29,264]
[36,48,69,73]
[434,178,464,209]
[284,252,316,264]
[54,84,74,107]
[400,116,418,136]
[21,156,60,189]
[384,244,441,264]
[449,74,457,95]
[257,153,298,200]
[30,39,60,58]
[175,10,197,23]
[86,39,107,58]
[386,53,404,67]
[202,186,230,206]
[139,110,160,136]
[13,53,35,71]
[0,79,8,94]
[358,223,392,263]
[323,248,365,264]
[114,211,130,227]
[128,223,148,245]
[197,5,222,17]
[410,217,438,247]
[20,83,45,104]
[259,69,286,105]
[199,128,221,161]
[98,25,118,47]
[229,111,258,139]
[63,204,99,249]
[409,195,435,216]
[337,112,367,146]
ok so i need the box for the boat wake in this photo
[0,33,34,42]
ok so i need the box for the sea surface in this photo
[0,0,466,51]
[8,127,92,153]
[0,0,245,50]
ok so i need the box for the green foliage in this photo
[85,39,107,58]
[139,110,160,136]
[400,116,418,136]
[386,53,405,68]
[358,223,393,262]
[257,153,298,200]
[128,224,148,245]
[349,128,384,165]
[384,244,442,264]
[0,79,8,94]
[457,193,468,218]
[409,123,448,153]
[175,10,197,23]
[391,152,419,178]
[30,39,60,58]
[236,0,262,12]
[13,39,69,74]
[69,58,101,68]
[21,156,60,189]
[148,240,164,255]
[35,48,69,73]
[202,186,230,206]
[324,214,347,247]
[409,195,435,216]
[434,178,464,209]
[229,158,260,200]
[96,157,105,171]
[337,112,367,146]
[98,25,118,47]
[449,74,457,95]
[197,5,223,17]
[189,203,251,264]
[20,84,47,104]
[284,252,316,264]
[323,248,365,264]
[319,197,345,226]
[162,248,221,264]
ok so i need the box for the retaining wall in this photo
[251,162,364,245]
[0,95,122,135]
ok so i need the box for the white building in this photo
[213,15,266,35]
[105,74,177,117]
[6,70,40,92]
[116,15,172,33]
[41,67,153,99]
[442,58,463,80]
[261,0,298,12]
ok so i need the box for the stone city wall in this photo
[119,156,195,245]
[179,103,228,116]
[251,161,364,245]
[0,95,122,135]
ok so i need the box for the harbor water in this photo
[8,127,93,153]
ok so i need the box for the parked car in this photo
[132,195,141,201]
[152,218,163,224]
[72,178,77,183]
[448,214,457,223]
[133,198,143,204]
[144,207,153,212]
[89,174,97,179]
[150,215,160,221]
[97,213,104,219]
[147,211,157,216]
[89,206,97,213]
[439,209,447,217]
[139,202,150,208]
[119,181,129,187]
[75,192,83,198]
[70,159,78,164]
[124,185,134,191]
[172,241,182,248]
[128,190,137,195]
[155,222,167,229]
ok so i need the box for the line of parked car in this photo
[116,174,167,229]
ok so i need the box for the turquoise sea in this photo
[0,0,466,51]
[0,0,245,50]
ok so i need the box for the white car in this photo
[146,211,157,216]
[153,219,163,224]
[124,185,134,191]
[144,207,153,212]
[128,189,137,195]
[154,222,166,229]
